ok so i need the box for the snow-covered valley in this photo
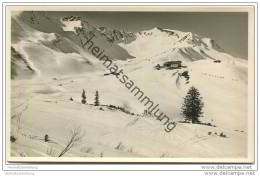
[9,11,248,161]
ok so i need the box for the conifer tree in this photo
[181,86,204,123]
[81,89,86,104]
[94,90,100,106]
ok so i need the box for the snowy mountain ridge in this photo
[11,12,245,79]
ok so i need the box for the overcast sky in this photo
[53,12,248,59]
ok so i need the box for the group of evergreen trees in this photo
[80,86,204,124]
[81,89,100,106]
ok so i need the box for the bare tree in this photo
[58,126,85,157]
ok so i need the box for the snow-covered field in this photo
[9,11,249,161]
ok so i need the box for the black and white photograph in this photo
[7,5,255,163]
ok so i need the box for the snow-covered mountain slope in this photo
[11,68,247,158]
[10,12,249,160]
[11,12,136,79]
[11,11,246,79]
[11,17,97,78]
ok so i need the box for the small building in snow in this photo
[214,60,221,63]
[163,61,182,69]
